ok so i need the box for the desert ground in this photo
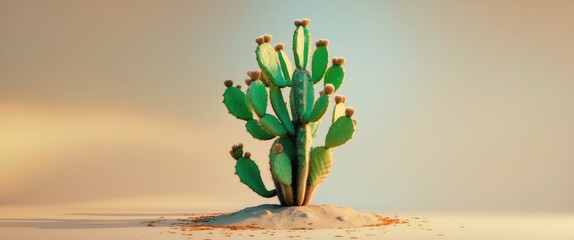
[1,205,573,240]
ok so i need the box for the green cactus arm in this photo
[270,136,296,206]
[275,44,293,86]
[293,19,311,69]
[307,146,334,187]
[304,74,315,121]
[259,114,288,136]
[332,96,347,123]
[306,93,329,123]
[223,83,253,121]
[324,58,345,92]
[260,71,273,87]
[245,119,275,140]
[304,146,334,204]
[271,151,292,185]
[235,156,277,198]
[309,121,320,138]
[247,80,268,117]
[269,86,295,135]
[325,115,355,148]
[256,38,288,87]
[311,40,329,83]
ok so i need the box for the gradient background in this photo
[1,0,573,212]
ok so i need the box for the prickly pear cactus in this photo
[222,18,357,206]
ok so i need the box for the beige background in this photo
[1,0,573,211]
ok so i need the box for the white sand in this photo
[200,204,389,229]
[2,205,574,240]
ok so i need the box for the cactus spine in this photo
[222,19,356,206]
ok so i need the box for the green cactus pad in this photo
[223,86,253,121]
[324,65,345,91]
[247,80,268,117]
[235,157,277,198]
[272,136,296,160]
[293,26,311,69]
[312,45,329,83]
[277,49,293,86]
[307,94,329,122]
[256,43,287,87]
[246,119,275,140]
[260,71,272,87]
[309,121,320,138]
[325,116,355,148]
[271,152,293,185]
[259,114,288,136]
[269,86,295,135]
[308,146,334,187]
[332,102,346,123]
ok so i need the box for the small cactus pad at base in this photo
[222,18,358,206]
[235,157,277,198]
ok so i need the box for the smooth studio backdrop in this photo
[1,0,573,212]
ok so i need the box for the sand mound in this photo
[200,204,399,230]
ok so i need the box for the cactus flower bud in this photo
[273,144,284,154]
[301,18,310,27]
[324,84,335,95]
[345,107,355,117]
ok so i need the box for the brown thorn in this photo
[335,95,344,104]
[244,152,251,158]
[224,80,233,87]
[236,84,242,89]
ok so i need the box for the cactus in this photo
[222,18,357,206]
